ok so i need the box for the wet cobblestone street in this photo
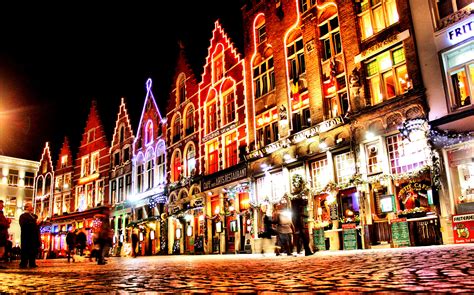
[1,244,474,293]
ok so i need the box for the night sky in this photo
[0,1,244,161]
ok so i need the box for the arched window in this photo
[145,121,153,145]
[206,90,218,133]
[212,44,224,84]
[185,144,196,177]
[119,125,125,144]
[222,80,236,125]
[177,73,186,105]
[172,114,182,143]
[185,105,195,136]
[171,150,182,182]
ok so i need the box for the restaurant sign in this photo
[202,122,237,143]
[453,213,474,244]
[202,165,247,191]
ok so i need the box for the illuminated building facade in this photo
[410,1,473,244]
[109,98,135,255]
[241,0,440,251]
[165,45,203,254]
[0,155,39,247]
[130,79,167,255]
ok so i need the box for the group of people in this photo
[0,201,114,269]
[260,198,315,257]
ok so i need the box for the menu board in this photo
[330,204,338,220]
[313,227,326,251]
[342,223,358,250]
[453,213,474,244]
[391,218,410,247]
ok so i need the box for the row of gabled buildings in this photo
[30,0,473,257]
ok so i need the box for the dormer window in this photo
[177,73,186,105]
[61,155,68,168]
[212,44,224,84]
[145,120,153,145]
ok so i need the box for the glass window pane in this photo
[385,0,399,25]
[360,13,373,39]
[320,23,329,36]
[378,51,392,71]
[383,71,396,98]
[296,39,304,51]
[369,76,383,104]
[366,60,378,76]
[330,17,339,30]
[323,38,332,60]
[450,68,470,107]
[373,6,385,32]
[396,65,410,93]
[392,47,405,64]
[333,32,342,54]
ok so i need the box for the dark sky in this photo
[0,1,244,161]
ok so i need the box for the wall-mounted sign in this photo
[447,18,473,44]
[202,122,237,143]
[355,30,410,63]
[391,218,410,247]
[202,165,247,191]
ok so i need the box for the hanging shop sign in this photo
[453,213,474,244]
[202,164,247,191]
[397,180,432,210]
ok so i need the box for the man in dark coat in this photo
[19,203,42,268]
[66,227,76,262]
[75,229,87,256]
[291,198,314,256]
[0,200,11,267]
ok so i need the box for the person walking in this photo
[66,226,76,262]
[19,203,42,268]
[75,229,87,256]
[131,231,139,258]
[291,198,314,256]
[0,200,11,268]
[275,201,294,256]
[97,215,113,265]
[260,204,276,256]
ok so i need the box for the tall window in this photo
[172,151,182,182]
[118,178,124,203]
[111,180,117,204]
[81,156,90,177]
[146,158,154,190]
[366,142,382,174]
[207,141,219,174]
[125,174,132,198]
[320,16,341,61]
[91,152,99,174]
[157,152,166,184]
[223,91,235,125]
[173,114,181,143]
[146,121,153,145]
[386,134,427,174]
[119,125,125,144]
[299,0,316,12]
[358,0,399,40]
[8,170,18,186]
[25,172,35,188]
[334,152,356,184]
[287,37,306,82]
[366,46,411,105]
[257,23,267,43]
[311,158,330,190]
[212,46,224,83]
[61,155,68,168]
[256,108,279,148]
[137,164,144,193]
[291,102,311,133]
[177,74,186,105]
[442,42,473,111]
[207,101,217,132]
[55,176,63,192]
[185,105,195,136]
[186,144,196,176]
[253,57,275,98]
[225,133,238,168]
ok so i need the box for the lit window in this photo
[212,45,224,83]
[185,105,195,136]
[81,156,89,177]
[224,91,236,125]
[225,133,238,168]
[137,164,144,193]
[256,108,279,149]
[311,158,330,190]
[146,158,154,190]
[207,141,219,174]
[386,134,427,174]
[61,155,68,168]
[146,121,154,145]
[186,144,196,176]
[366,46,411,105]
[90,152,99,174]
[334,152,356,184]
[443,42,473,111]
[156,143,166,184]
[172,150,182,182]
[287,37,306,82]
[172,114,181,143]
[207,101,217,132]
[358,0,399,40]
[366,142,382,174]
[253,56,275,98]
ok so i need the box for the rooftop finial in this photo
[146,78,152,92]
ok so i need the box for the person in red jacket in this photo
[0,200,11,268]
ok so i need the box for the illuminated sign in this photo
[202,122,237,143]
[202,166,247,191]
[447,19,473,44]
[355,30,410,63]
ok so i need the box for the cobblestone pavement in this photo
[1,244,474,294]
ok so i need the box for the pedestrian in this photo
[274,201,294,256]
[75,229,87,256]
[0,200,11,268]
[97,215,113,265]
[259,204,276,256]
[131,231,139,258]
[19,202,42,268]
[291,198,314,256]
[66,226,76,262]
